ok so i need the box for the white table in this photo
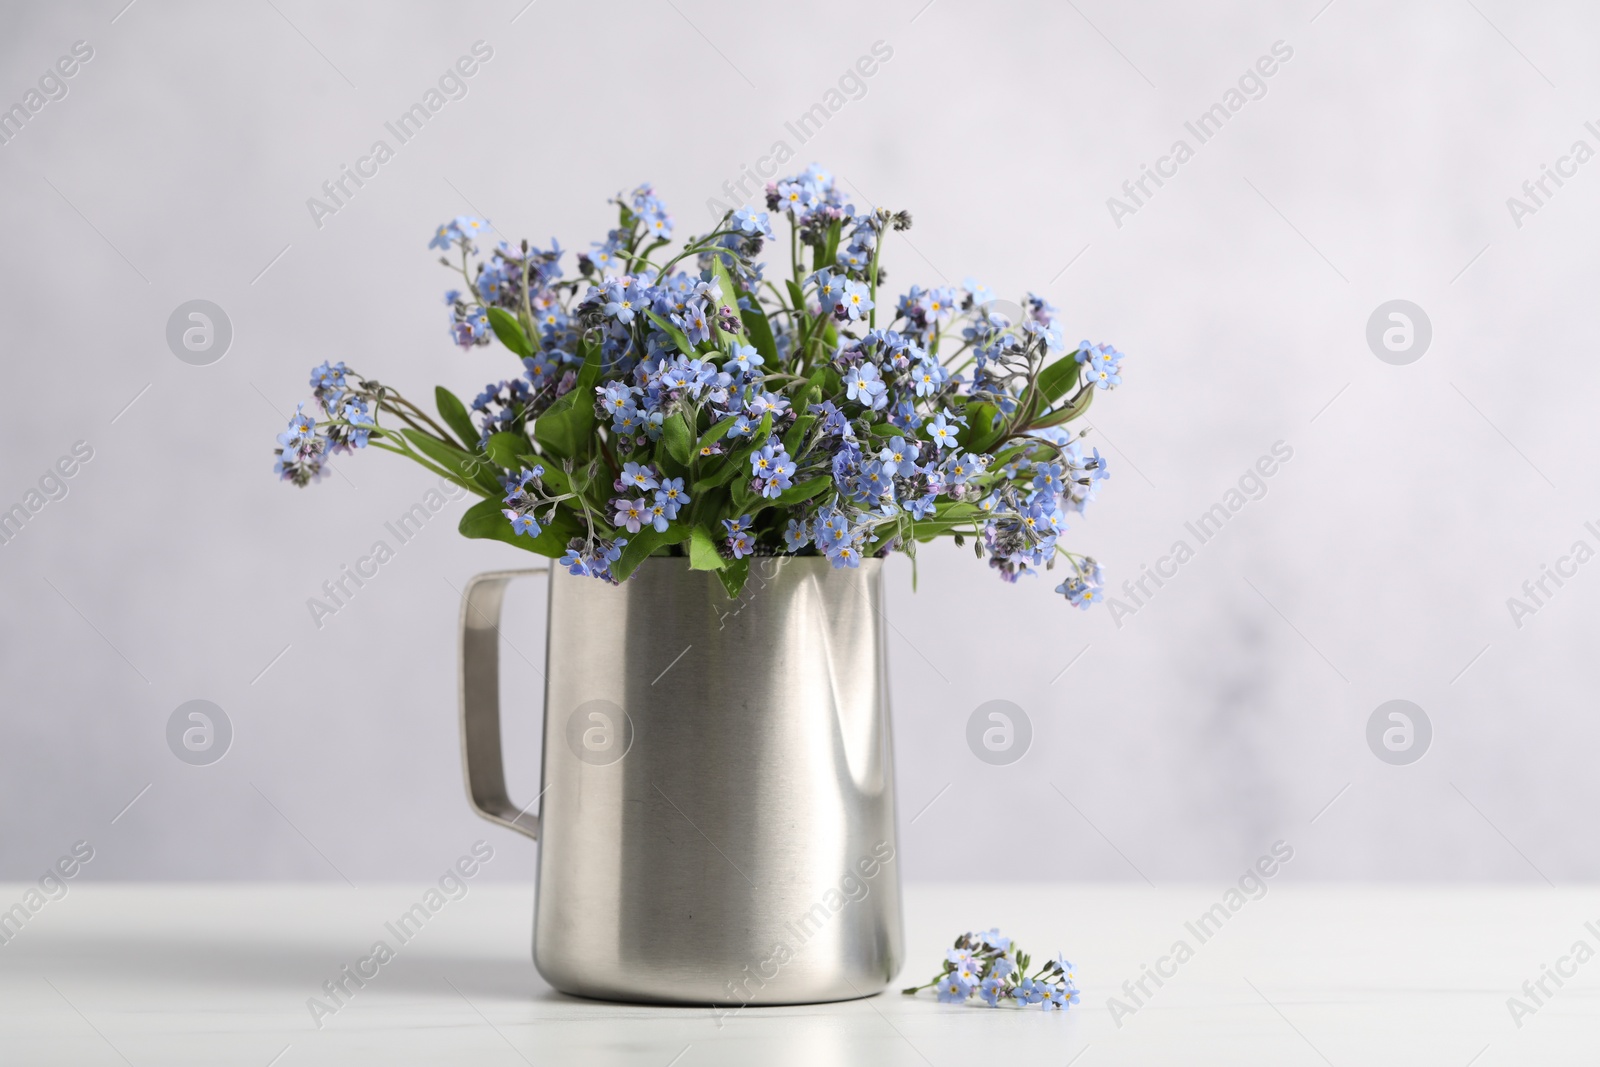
[1,883,1595,1064]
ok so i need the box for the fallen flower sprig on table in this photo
[902,928,1079,1010]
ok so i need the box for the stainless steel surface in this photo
[460,568,548,840]
[458,556,903,1006]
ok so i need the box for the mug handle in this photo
[459,568,548,840]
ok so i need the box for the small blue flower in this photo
[728,343,765,377]
[919,286,958,325]
[811,268,845,314]
[611,408,645,436]
[1083,343,1124,389]
[776,180,817,217]
[963,277,995,305]
[603,279,647,324]
[926,411,961,451]
[911,358,949,397]
[943,452,980,484]
[836,245,870,273]
[1056,578,1103,609]
[339,400,374,449]
[815,506,849,547]
[825,537,863,569]
[503,510,542,538]
[428,220,462,250]
[598,381,635,417]
[732,206,773,238]
[280,404,317,448]
[453,306,488,348]
[935,974,973,1004]
[612,498,648,534]
[680,300,712,344]
[504,466,543,491]
[843,363,887,410]
[889,399,923,432]
[841,280,874,320]
[978,975,1006,1007]
[974,929,1012,951]
[1032,463,1064,493]
[784,518,811,552]
[879,436,918,478]
[1084,447,1110,481]
[655,477,689,519]
[310,361,350,396]
[621,462,659,492]
[749,440,793,485]
[641,207,673,241]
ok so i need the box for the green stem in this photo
[867,216,885,329]
[368,438,481,496]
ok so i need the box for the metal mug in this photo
[458,556,904,1006]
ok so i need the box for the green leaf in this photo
[710,257,744,347]
[403,429,498,495]
[532,350,598,460]
[766,474,830,509]
[662,411,693,465]
[612,524,691,582]
[1034,384,1095,428]
[692,462,739,494]
[705,413,772,496]
[458,497,510,539]
[458,498,576,558]
[821,219,842,272]
[645,309,697,357]
[730,413,772,461]
[688,485,729,528]
[782,413,816,455]
[1036,351,1084,406]
[959,402,1007,454]
[739,291,779,365]
[434,387,480,451]
[786,279,807,314]
[910,501,984,541]
[531,462,570,495]
[485,432,528,471]
[794,367,829,412]
[688,525,726,571]
[696,415,737,456]
[574,336,604,391]
[488,307,533,358]
[716,557,750,598]
[730,479,759,515]
[984,443,1036,474]
[533,391,580,458]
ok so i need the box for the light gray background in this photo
[2,0,1593,886]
